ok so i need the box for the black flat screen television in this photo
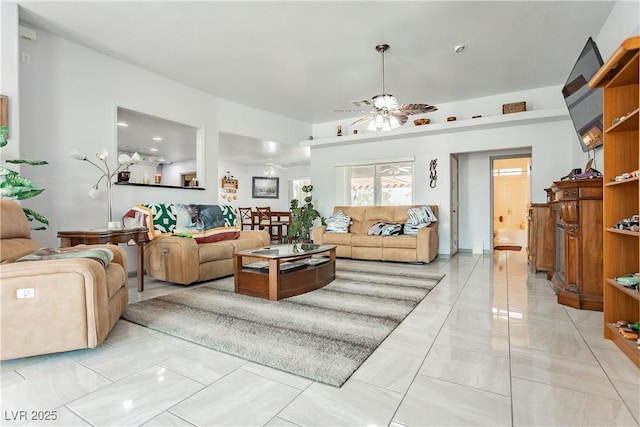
[561,37,604,152]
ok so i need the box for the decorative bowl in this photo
[413,118,431,126]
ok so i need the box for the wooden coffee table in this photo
[233,243,336,301]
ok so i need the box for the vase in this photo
[117,171,130,182]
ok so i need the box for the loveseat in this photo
[313,205,438,263]
[123,204,269,285]
[0,200,129,360]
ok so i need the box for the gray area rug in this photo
[122,260,444,386]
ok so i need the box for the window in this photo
[349,161,413,206]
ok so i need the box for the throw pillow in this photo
[403,222,428,236]
[326,210,351,233]
[367,222,387,235]
[406,206,438,225]
[381,223,403,236]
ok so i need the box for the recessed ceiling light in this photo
[116,121,128,127]
[152,136,163,141]
[453,44,465,53]
[149,148,159,152]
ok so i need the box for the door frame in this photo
[490,154,532,249]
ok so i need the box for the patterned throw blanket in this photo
[122,204,240,243]
[17,247,114,267]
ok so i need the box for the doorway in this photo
[491,156,531,249]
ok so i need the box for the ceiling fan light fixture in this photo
[366,111,402,132]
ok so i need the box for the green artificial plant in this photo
[0,125,49,230]
[287,184,323,243]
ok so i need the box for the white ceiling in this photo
[17,1,617,166]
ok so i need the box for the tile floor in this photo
[1,251,639,426]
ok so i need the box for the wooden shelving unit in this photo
[589,36,640,368]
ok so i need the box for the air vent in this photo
[352,99,371,107]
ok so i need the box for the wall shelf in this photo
[115,182,205,190]
[301,108,568,148]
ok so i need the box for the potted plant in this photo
[287,184,323,243]
[0,125,49,230]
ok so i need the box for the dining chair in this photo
[238,207,254,231]
[256,206,285,243]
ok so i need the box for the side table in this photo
[57,228,149,291]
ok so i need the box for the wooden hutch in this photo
[549,178,603,311]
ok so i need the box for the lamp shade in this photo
[88,185,99,199]
[69,149,87,160]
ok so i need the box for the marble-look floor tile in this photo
[104,319,154,347]
[589,345,640,386]
[23,406,91,426]
[399,309,449,332]
[0,363,111,426]
[380,324,437,356]
[160,345,246,385]
[419,344,510,396]
[444,304,509,333]
[510,347,620,400]
[512,377,637,426]
[142,411,196,426]
[170,369,300,426]
[435,323,510,357]
[78,335,185,381]
[150,331,198,349]
[15,348,103,379]
[278,379,403,427]
[264,416,300,426]
[68,366,203,427]
[351,347,424,393]
[613,380,640,423]
[509,318,594,360]
[393,375,512,426]
[0,370,24,387]
[241,362,313,390]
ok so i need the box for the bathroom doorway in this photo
[491,156,531,249]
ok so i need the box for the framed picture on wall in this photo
[252,176,279,199]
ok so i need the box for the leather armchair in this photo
[0,200,129,360]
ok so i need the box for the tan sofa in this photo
[143,230,270,285]
[313,205,438,263]
[123,203,271,286]
[0,200,128,360]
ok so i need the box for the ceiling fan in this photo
[337,44,437,132]
[264,158,287,176]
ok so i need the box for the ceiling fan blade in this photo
[334,109,374,113]
[390,111,409,126]
[350,115,375,126]
[397,103,438,115]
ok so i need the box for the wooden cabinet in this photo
[527,203,554,275]
[589,36,639,367]
[549,179,603,311]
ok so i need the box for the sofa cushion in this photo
[352,234,383,247]
[325,210,351,233]
[123,204,240,243]
[198,241,234,263]
[383,235,418,249]
[321,232,353,245]
[403,222,429,235]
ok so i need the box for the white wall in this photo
[310,112,573,255]
[0,2,20,162]
[217,160,310,211]
[17,26,311,255]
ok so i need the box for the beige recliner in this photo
[0,200,129,360]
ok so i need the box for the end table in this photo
[57,227,149,291]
